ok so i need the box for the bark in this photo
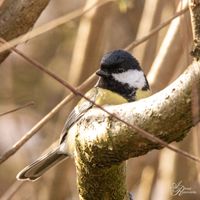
[190,0,200,60]
[0,0,50,63]
[71,61,200,199]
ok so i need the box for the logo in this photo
[171,181,197,196]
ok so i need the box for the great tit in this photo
[17,49,150,181]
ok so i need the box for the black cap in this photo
[100,49,141,71]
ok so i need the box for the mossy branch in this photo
[69,3,200,199]
[70,62,200,200]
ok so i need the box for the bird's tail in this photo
[16,147,68,181]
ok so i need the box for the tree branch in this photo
[0,0,113,64]
[72,61,200,199]
[0,0,50,63]
[75,62,200,164]
[190,0,200,60]
[71,3,200,199]
[0,11,188,164]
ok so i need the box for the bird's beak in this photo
[96,69,109,77]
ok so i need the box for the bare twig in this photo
[0,5,193,163]
[0,39,95,164]
[0,101,34,117]
[0,39,200,165]
[125,5,189,51]
[0,0,188,59]
[147,0,190,92]
[0,4,199,164]
[0,0,114,56]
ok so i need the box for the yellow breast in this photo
[135,89,151,100]
[95,88,128,106]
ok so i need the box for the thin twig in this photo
[0,39,95,164]
[147,0,189,92]
[0,5,197,163]
[0,6,193,163]
[0,76,94,164]
[0,101,34,117]
[125,5,189,51]
[0,0,114,55]
[0,38,81,94]
[0,39,199,165]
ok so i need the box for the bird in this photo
[17,49,151,181]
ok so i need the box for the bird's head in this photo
[96,49,150,101]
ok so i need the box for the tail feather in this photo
[17,148,68,181]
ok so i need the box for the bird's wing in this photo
[59,87,98,144]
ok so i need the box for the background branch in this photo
[147,0,191,92]
[0,9,186,164]
[0,0,50,63]
[0,0,113,62]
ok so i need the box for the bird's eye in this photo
[117,68,125,73]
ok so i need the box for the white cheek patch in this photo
[112,69,146,89]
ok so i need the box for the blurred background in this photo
[0,0,200,199]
